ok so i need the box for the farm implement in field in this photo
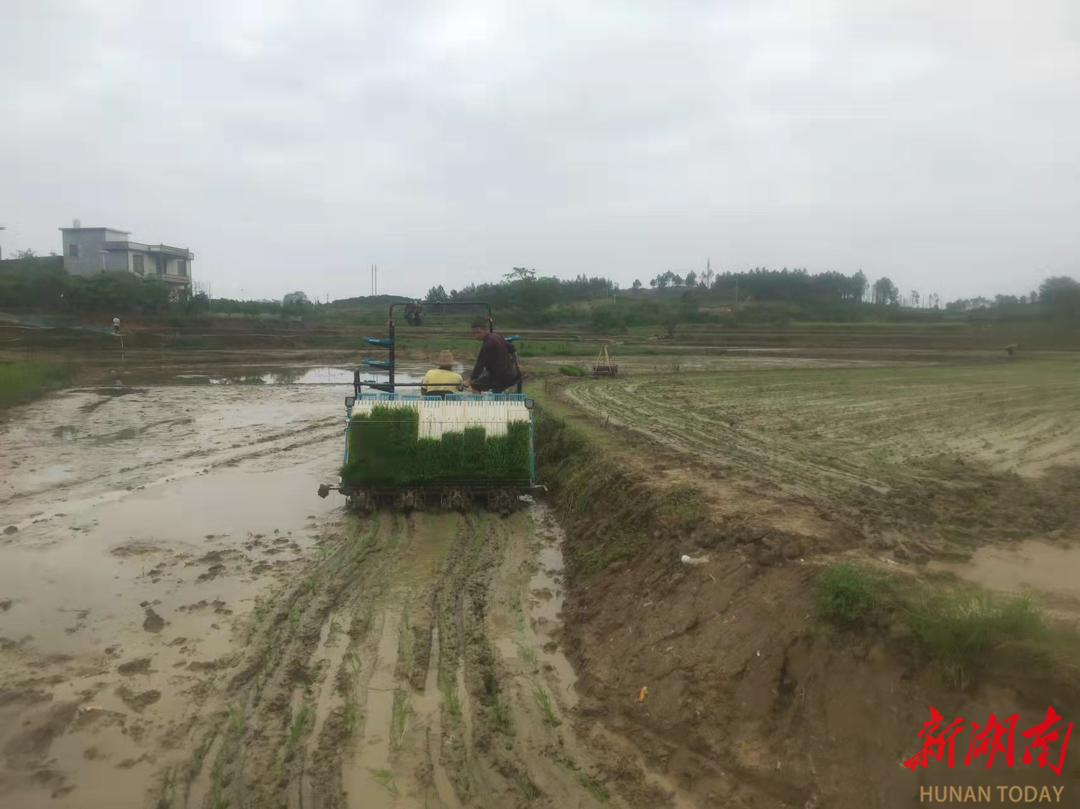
[317,302,538,512]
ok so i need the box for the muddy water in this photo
[0,367,347,808]
[0,369,684,809]
[491,505,579,706]
[930,540,1080,603]
[171,364,431,387]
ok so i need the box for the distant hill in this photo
[328,294,413,309]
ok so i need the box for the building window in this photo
[132,254,144,275]
[177,259,188,277]
[69,243,79,258]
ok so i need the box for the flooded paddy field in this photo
[0,364,669,809]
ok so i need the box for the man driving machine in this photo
[462,316,519,393]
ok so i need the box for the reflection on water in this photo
[171,365,431,387]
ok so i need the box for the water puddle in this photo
[491,505,578,714]
[303,611,354,806]
[0,461,337,653]
[185,730,224,809]
[454,664,474,754]
[528,530,578,704]
[416,628,459,809]
[344,608,402,809]
[930,539,1080,601]
[394,514,457,587]
[170,366,429,387]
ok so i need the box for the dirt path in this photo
[0,368,674,808]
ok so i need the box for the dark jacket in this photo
[471,332,516,387]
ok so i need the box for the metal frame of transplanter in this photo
[316,300,541,510]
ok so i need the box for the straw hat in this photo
[436,350,455,367]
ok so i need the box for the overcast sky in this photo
[2,0,1078,302]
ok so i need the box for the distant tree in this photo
[13,248,36,259]
[672,273,684,287]
[853,270,868,303]
[1019,295,1027,305]
[653,273,670,289]
[632,279,643,291]
[911,290,920,308]
[702,267,715,289]
[649,278,658,289]
[1029,290,1038,303]
[661,307,682,339]
[872,277,899,305]
[1039,276,1080,320]
[685,270,698,288]
[425,285,449,303]
[282,291,310,306]
[504,267,536,283]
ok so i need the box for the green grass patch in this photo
[577,771,610,802]
[443,684,461,721]
[531,682,560,727]
[368,768,399,796]
[514,774,540,801]
[390,689,412,749]
[558,364,588,376]
[0,360,72,408]
[659,484,706,525]
[815,562,1072,688]
[277,702,312,773]
[341,405,531,487]
[343,696,361,736]
[491,692,513,735]
[814,562,890,625]
[900,590,1046,689]
[516,641,538,671]
[566,527,643,576]
[209,706,244,809]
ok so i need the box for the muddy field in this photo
[565,357,1080,562]
[2,351,1079,808]
[0,365,683,809]
[544,353,1080,806]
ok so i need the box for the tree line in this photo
[423,269,618,325]
[3,254,1077,325]
[0,258,173,313]
[644,267,894,305]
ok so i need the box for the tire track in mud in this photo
[567,364,1080,498]
[159,506,676,809]
[0,417,342,521]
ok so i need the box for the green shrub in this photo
[901,591,1045,688]
[815,563,888,624]
[558,364,588,377]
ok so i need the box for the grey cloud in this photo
[2,0,1077,300]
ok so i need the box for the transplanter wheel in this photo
[350,490,374,515]
[395,489,425,512]
[439,487,470,512]
[487,488,516,517]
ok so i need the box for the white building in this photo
[59,223,194,298]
